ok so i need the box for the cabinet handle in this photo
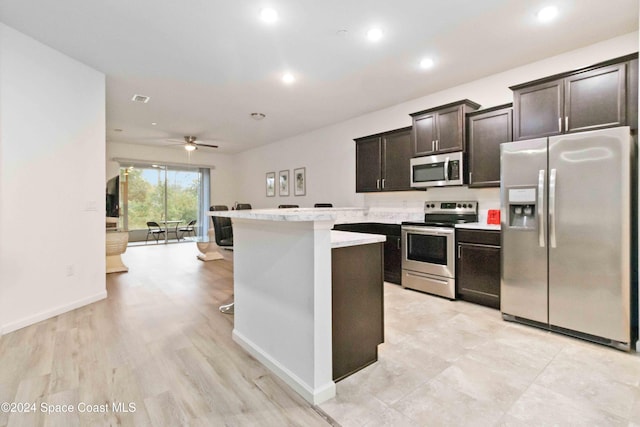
[397,237,401,250]
[457,244,462,259]
[382,178,385,189]
[565,116,568,131]
[469,172,473,183]
[431,141,435,152]
[558,117,562,132]
[376,179,380,189]
[435,140,439,151]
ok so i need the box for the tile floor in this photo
[319,283,640,426]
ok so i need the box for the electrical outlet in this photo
[66,264,74,277]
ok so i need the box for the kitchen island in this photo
[208,208,385,404]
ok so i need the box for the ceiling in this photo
[1,0,638,154]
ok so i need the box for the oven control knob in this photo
[457,204,462,208]
[430,204,435,208]
[462,203,467,208]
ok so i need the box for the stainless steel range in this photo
[401,201,478,299]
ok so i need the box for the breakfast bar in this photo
[208,208,385,404]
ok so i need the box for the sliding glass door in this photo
[121,164,209,243]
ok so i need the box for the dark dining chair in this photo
[314,203,333,207]
[210,205,233,248]
[145,221,166,244]
[235,203,252,210]
[278,204,299,208]
[210,205,235,314]
[178,219,197,239]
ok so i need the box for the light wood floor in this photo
[0,243,335,427]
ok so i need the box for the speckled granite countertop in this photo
[208,207,424,224]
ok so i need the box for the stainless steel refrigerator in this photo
[500,126,635,350]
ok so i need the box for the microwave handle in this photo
[444,157,450,181]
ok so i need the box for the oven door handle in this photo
[401,226,454,235]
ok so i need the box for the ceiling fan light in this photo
[185,143,197,152]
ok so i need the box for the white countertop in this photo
[455,222,501,231]
[330,230,386,248]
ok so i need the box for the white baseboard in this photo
[232,329,336,405]
[1,291,107,335]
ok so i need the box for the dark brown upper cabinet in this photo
[355,126,413,193]
[410,100,480,157]
[512,54,638,140]
[466,104,513,188]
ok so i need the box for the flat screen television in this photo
[106,175,119,218]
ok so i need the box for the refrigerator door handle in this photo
[538,169,546,247]
[549,168,557,248]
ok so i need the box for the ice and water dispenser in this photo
[506,187,537,230]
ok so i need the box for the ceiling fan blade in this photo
[195,143,218,148]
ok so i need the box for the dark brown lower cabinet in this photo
[332,242,384,381]
[332,223,401,284]
[455,229,501,309]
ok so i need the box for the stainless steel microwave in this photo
[410,151,464,188]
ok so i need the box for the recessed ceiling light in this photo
[420,58,435,69]
[537,6,558,22]
[367,28,383,42]
[251,112,266,120]
[282,73,295,84]
[259,8,278,23]
[151,122,157,126]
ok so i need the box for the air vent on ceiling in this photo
[131,94,150,103]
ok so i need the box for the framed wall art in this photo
[294,167,306,196]
[279,170,289,196]
[266,172,276,197]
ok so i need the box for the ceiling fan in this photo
[169,136,219,151]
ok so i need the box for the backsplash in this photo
[363,186,500,223]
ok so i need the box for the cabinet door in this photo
[383,236,401,284]
[514,79,563,140]
[332,243,384,381]
[467,107,512,187]
[436,105,464,153]
[355,137,381,192]
[412,113,437,156]
[382,128,412,191]
[457,243,500,309]
[565,63,626,133]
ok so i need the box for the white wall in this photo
[0,23,106,334]
[234,32,639,212]
[106,142,237,208]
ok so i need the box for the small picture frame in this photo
[294,167,306,196]
[279,170,289,196]
[266,172,276,197]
